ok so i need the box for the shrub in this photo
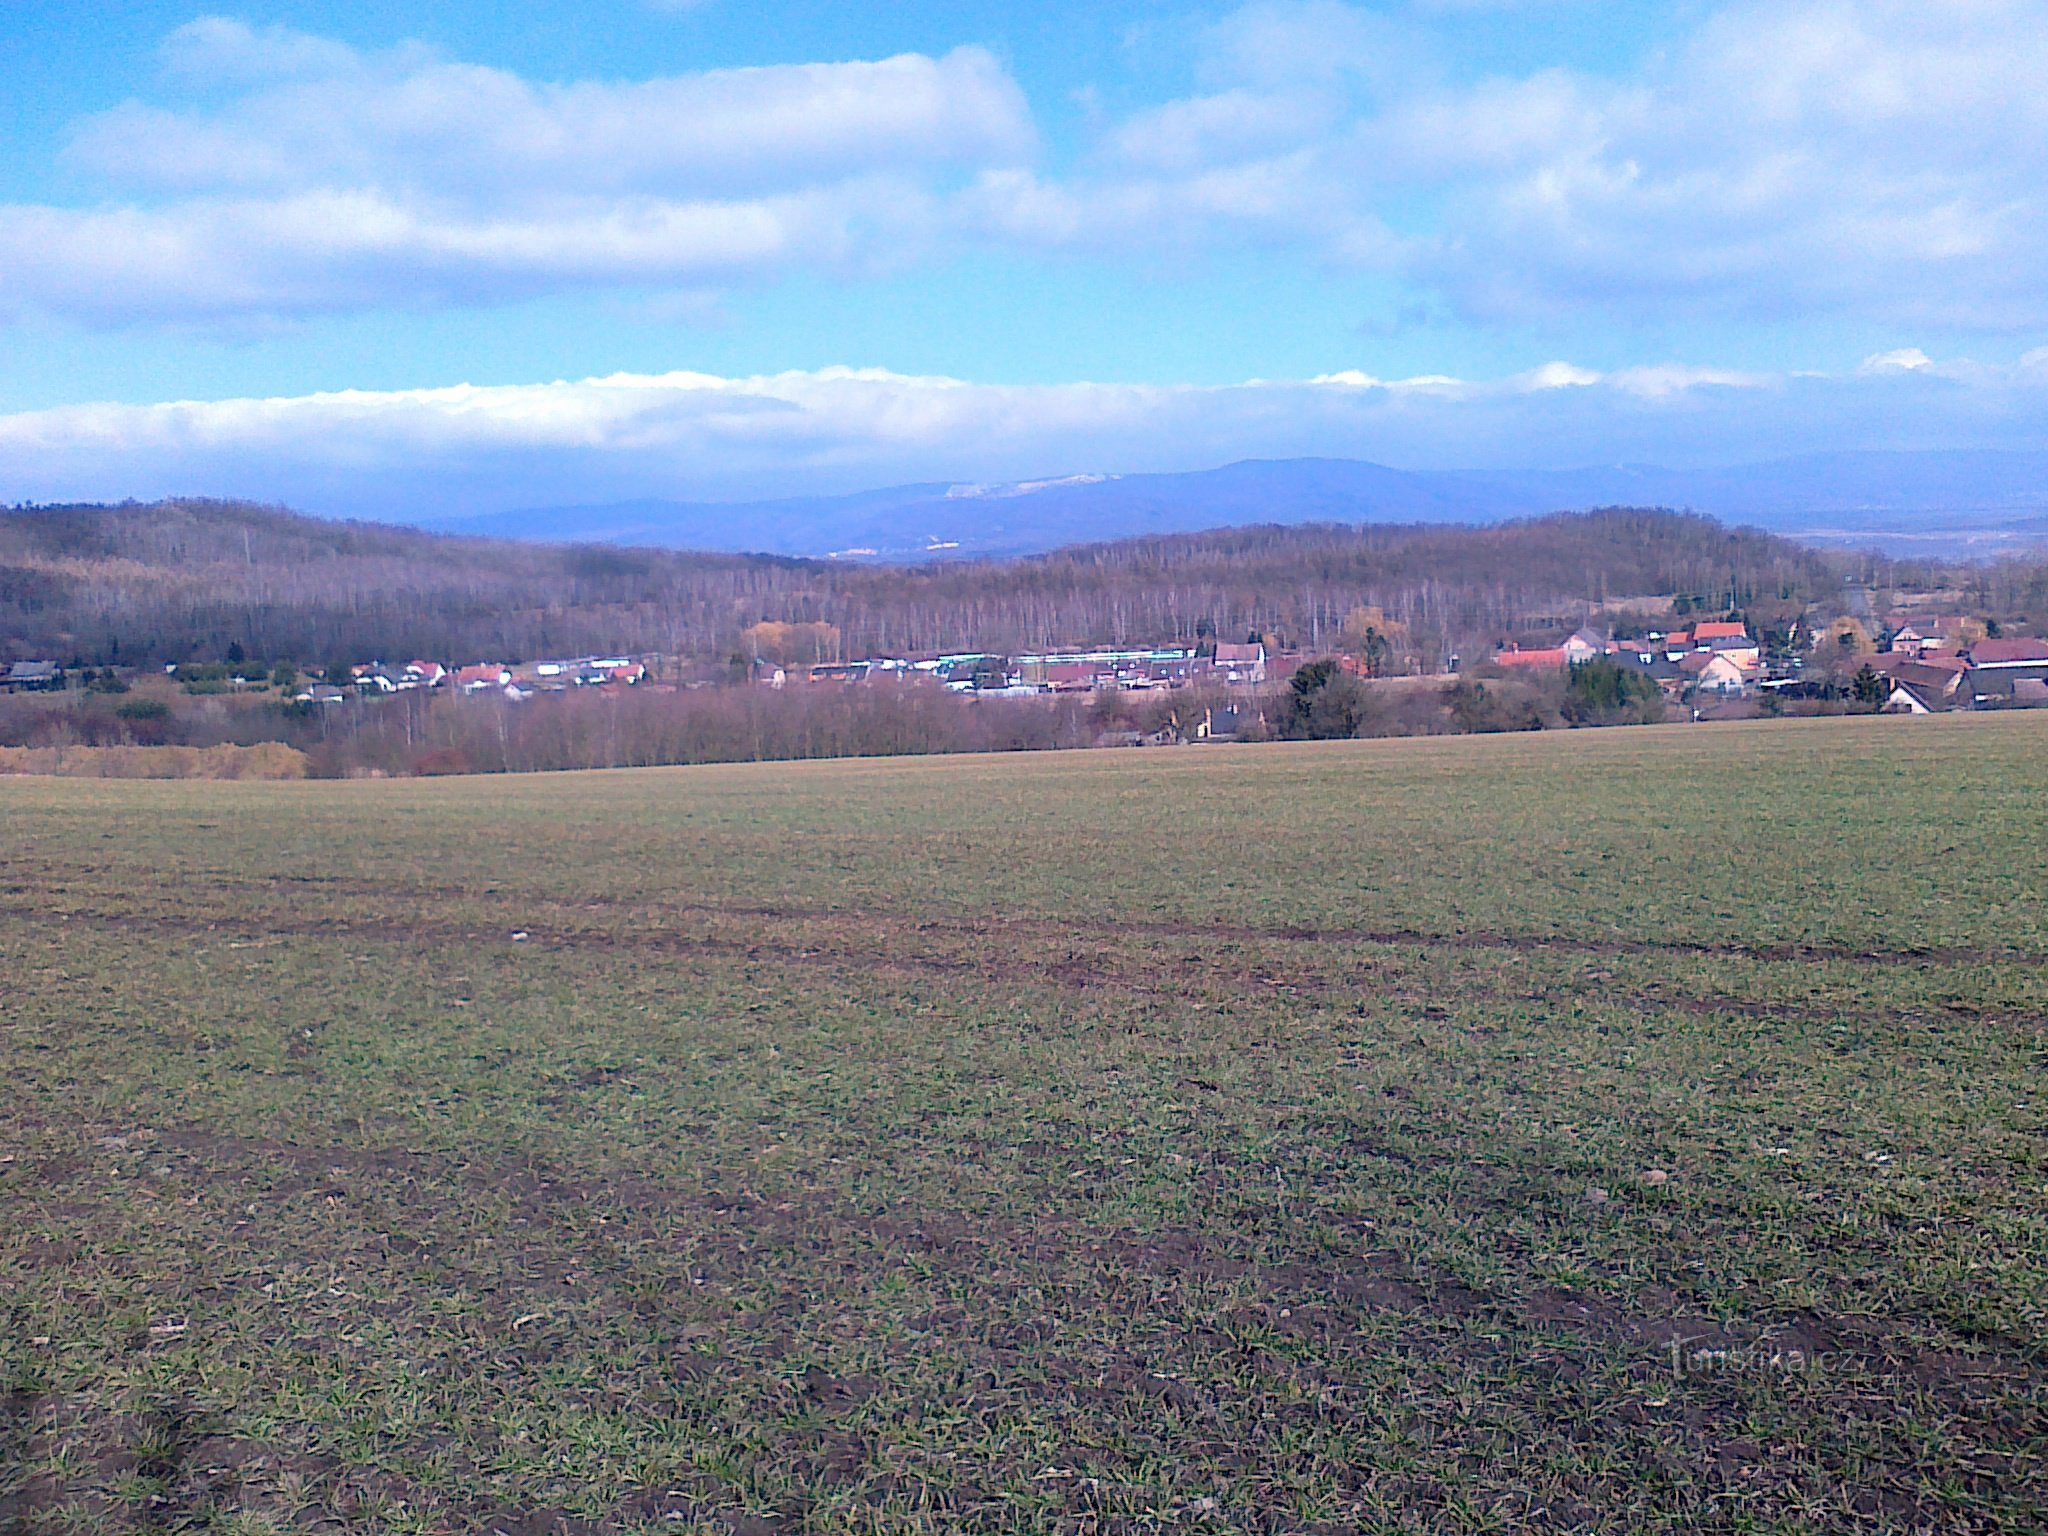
[1448,679,1551,733]
[0,742,308,780]
[411,748,472,776]
[1562,659,1665,725]
[1281,660,1377,740]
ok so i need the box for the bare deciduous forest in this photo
[0,498,1947,668]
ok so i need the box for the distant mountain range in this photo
[423,449,2048,560]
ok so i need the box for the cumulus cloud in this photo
[980,0,2048,328]
[1378,0,2048,326]
[5,353,2041,515]
[71,21,1032,197]
[3,182,938,324]
[7,4,2048,330]
[1860,347,1934,374]
[3,19,1030,322]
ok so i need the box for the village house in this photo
[1604,644,1683,686]
[1211,642,1267,686]
[1196,704,1258,741]
[1488,619,1758,679]
[1264,651,1308,681]
[1145,656,1204,687]
[1884,678,1945,714]
[1681,650,1754,697]
[1959,637,2048,705]
[1866,652,1966,709]
[456,664,511,693]
[1044,661,1113,693]
[1694,631,1762,668]
[1561,628,1606,663]
[1889,615,1965,656]
[1,659,60,692]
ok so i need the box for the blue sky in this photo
[3,1,2047,512]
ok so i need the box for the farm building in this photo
[1960,638,2048,704]
[1,660,61,691]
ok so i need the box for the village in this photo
[5,608,2046,726]
[1492,615,2048,712]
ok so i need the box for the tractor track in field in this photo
[3,897,2040,1042]
[2,867,2041,971]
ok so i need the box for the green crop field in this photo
[3,714,2045,1534]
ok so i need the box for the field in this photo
[3,714,2044,1534]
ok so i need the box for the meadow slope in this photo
[3,715,2045,1533]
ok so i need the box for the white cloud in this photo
[8,352,2039,515]
[8,4,2048,331]
[0,182,937,324]
[1401,0,2048,326]
[1198,1,1429,92]
[1014,0,2048,328]
[1608,364,1777,399]
[158,15,366,85]
[5,20,1030,323]
[1860,347,1933,374]
[71,22,1032,197]
[1104,88,1334,176]
[1520,361,1602,390]
[1309,369,1466,394]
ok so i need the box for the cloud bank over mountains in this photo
[7,2,2048,330]
[7,350,2047,515]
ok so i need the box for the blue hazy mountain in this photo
[424,449,2048,559]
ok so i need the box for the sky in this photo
[2,0,2047,513]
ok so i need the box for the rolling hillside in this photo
[0,499,1845,667]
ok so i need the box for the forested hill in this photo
[3,498,1856,667]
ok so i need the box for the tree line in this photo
[1,498,1873,672]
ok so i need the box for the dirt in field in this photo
[7,727,2048,1533]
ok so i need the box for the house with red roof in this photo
[1965,637,2048,668]
[1045,662,1112,692]
[456,664,511,692]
